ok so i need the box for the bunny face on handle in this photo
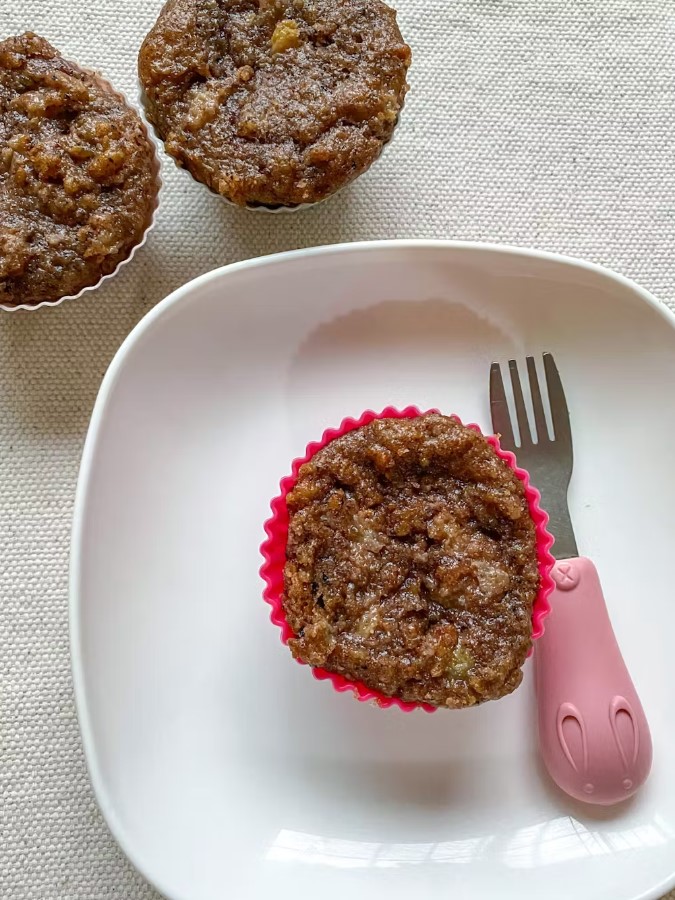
[555,696,643,803]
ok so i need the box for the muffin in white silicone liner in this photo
[137,0,411,212]
[0,33,162,311]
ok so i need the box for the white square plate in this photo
[71,241,675,900]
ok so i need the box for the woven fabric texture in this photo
[1,0,674,897]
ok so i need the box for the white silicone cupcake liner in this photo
[2,70,162,312]
[138,78,402,213]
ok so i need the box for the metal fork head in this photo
[490,354,572,455]
[489,353,578,560]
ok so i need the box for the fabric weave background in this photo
[2,1,675,897]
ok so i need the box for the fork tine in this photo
[543,352,572,449]
[509,359,532,446]
[526,356,549,442]
[489,362,516,451]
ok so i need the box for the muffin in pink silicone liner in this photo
[260,408,554,712]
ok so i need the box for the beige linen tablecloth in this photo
[2,1,675,897]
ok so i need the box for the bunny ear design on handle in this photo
[557,703,589,776]
[610,697,640,785]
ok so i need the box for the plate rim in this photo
[69,239,675,900]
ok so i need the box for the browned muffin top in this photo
[139,0,411,207]
[283,415,540,708]
[0,33,157,308]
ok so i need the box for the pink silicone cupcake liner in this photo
[260,406,555,713]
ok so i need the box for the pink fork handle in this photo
[535,557,652,805]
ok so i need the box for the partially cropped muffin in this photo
[0,33,158,309]
[139,0,411,208]
[283,415,540,708]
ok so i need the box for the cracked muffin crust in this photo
[283,415,540,709]
[138,0,411,207]
[0,33,158,309]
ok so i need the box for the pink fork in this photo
[490,353,652,805]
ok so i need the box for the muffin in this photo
[269,412,547,710]
[138,0,411,208]
[0,33,159,309]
